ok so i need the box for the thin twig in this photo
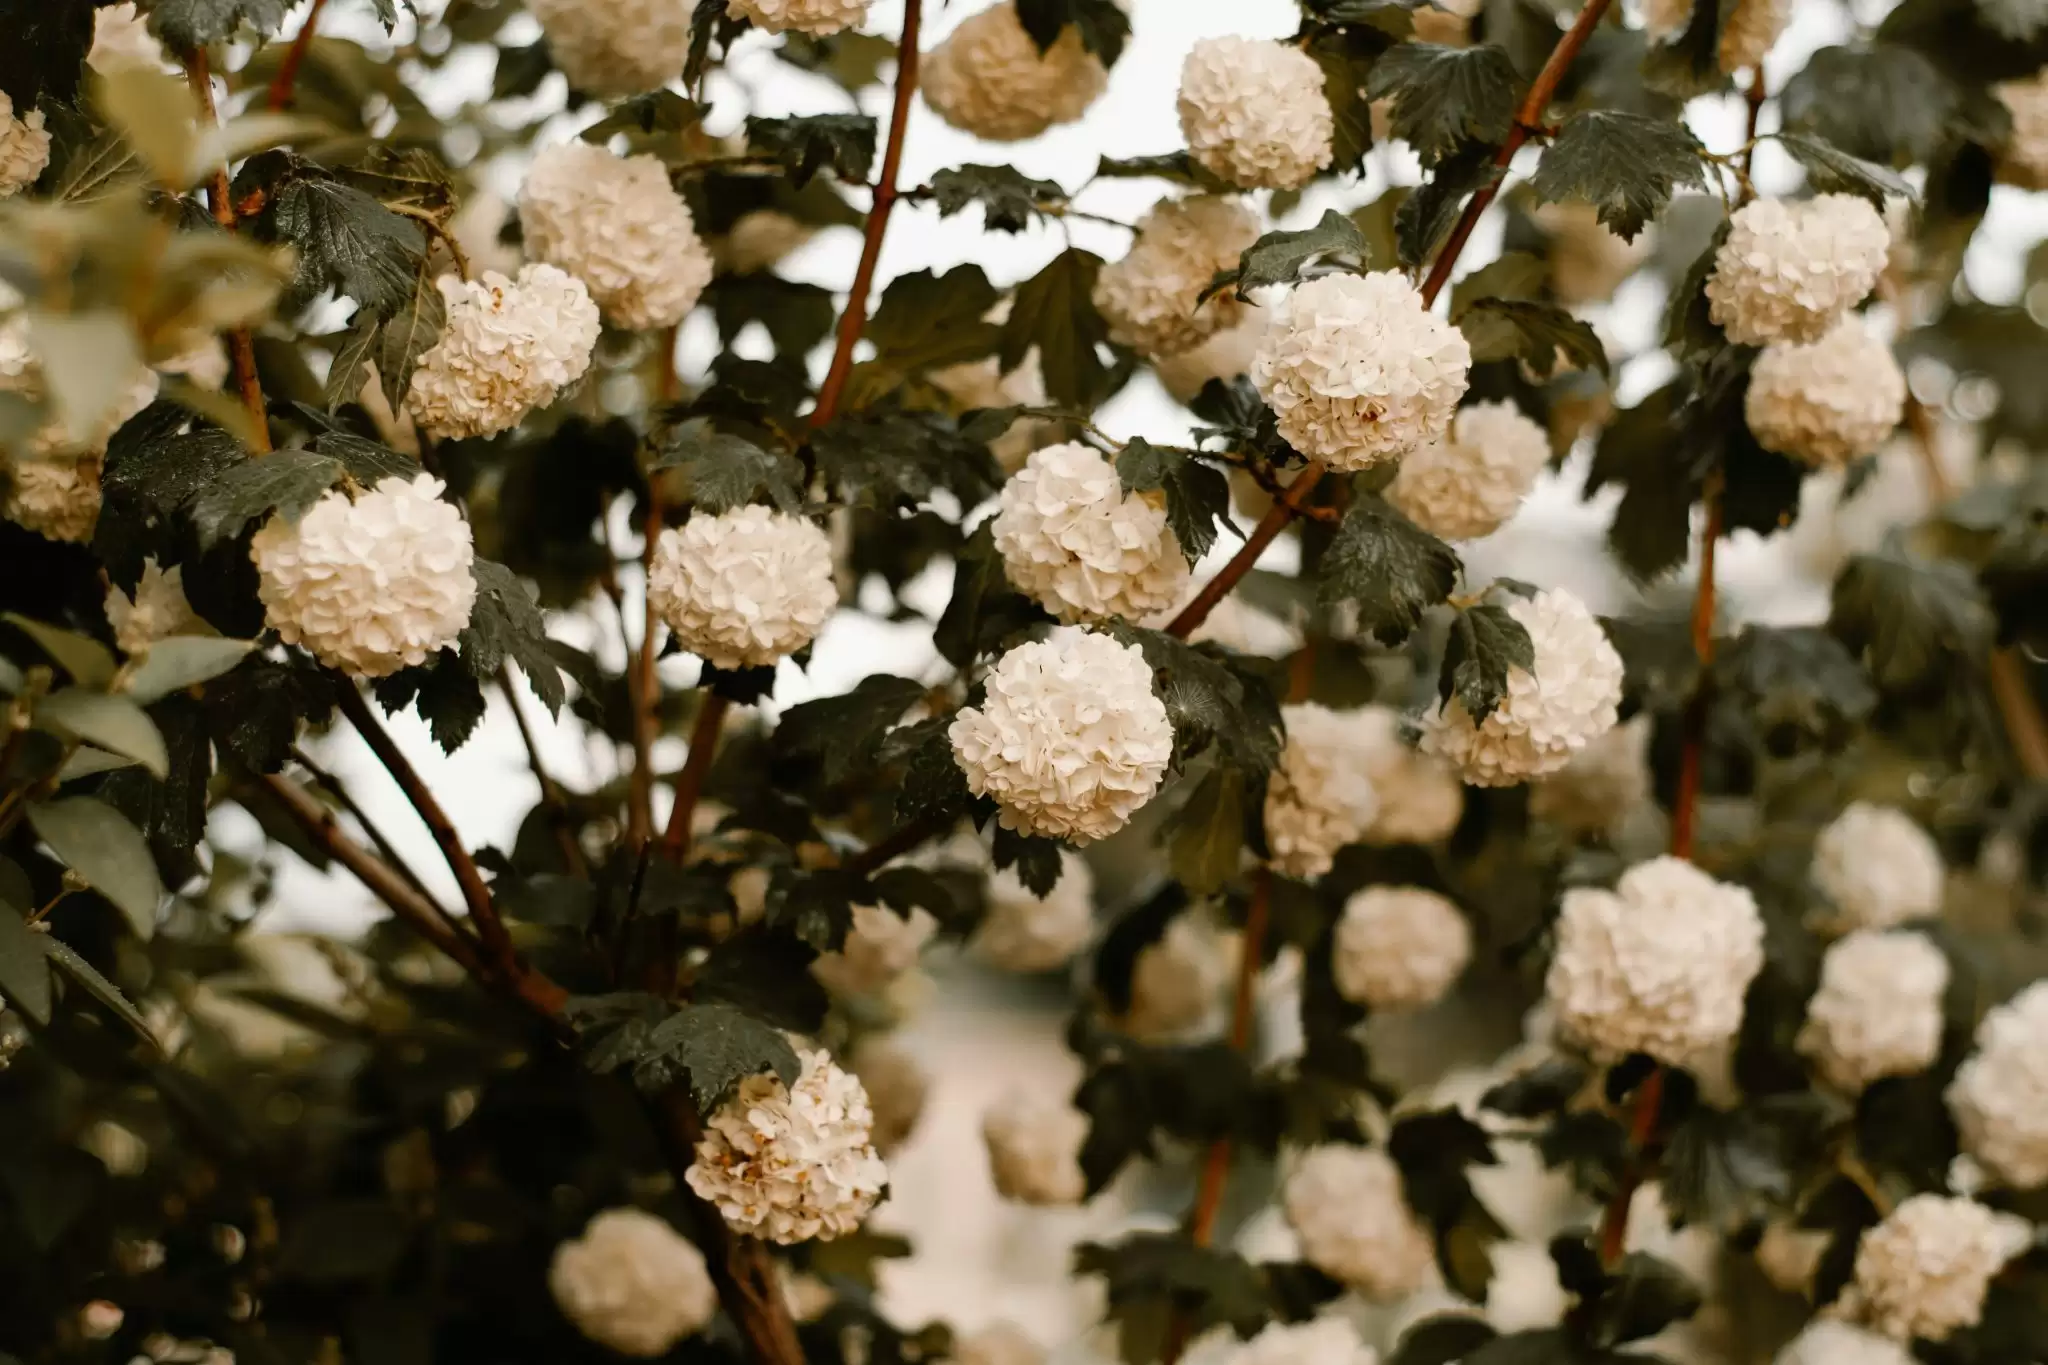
[660,692,731,860]
[1164,464,1328,639]
[1669,474,1724,861]
[289,745,438,901]
[265,0,330,111]
[181,47,270,452]
[500,668,589,877]
[1596,1065,1666,1264]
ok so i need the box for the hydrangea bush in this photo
[0,2,2045,1365]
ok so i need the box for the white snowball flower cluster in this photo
[525,0,691,96]
[1810,801,1945,932]
[519,143,713,332]
[89,3,167,73]
[812,904,936,997]
[1796,930,1949,1093]
[1705,195,1889,346]
[1644,0,1790,73]
[5,460,100,542]
[1177,37,1335,190]
[992,442,1191,624]
[728,0,870,34]
[647,505,837,669]
[1232,1317,1379,1365]
[1333,887,1472,1011]
[1350,706,1465,845]
[1947,981,2048,1189]
[1386,400,1551,541]
[1746,319,1906,468]
[949,627,1173,844]
[1283,1146,1437,1300]
[250,474,477,678]
[1420,589,1625,787]
[1264,703,1385,880]
[404,265,600,439]
[547,1208,716,1357]
[981,1092,1087,1206]
[1837,1194,2032,1342]
[107,560,206,655]
[1123,916,1233,1040]
[847,1036,928,1155]
[1528,715,1651,838]
[1546,856,1765,1065]
[0,94,48,198]
[1996,69,2048,190]
[1534,203,1648,307]
[1251,272,1472,469]
[685,1047,888,1244]
[922,3,1107,142]
[974,851,1095,972]
[1093,197,1261,360]
[1774,1321,1917,1365]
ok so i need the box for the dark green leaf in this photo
[1440,602,1534,723]
[1115,438,1233,564]
[1530,111,1711,242]
[3,615,116,689]
[1779,44,1960,168]
[1165,765,1245,895]
[373,656,487,753]
[1003,248,1113,407]
[646,1001,802,1110]
[992,826,1064,898]
[1366,43,1519,167]
[44,940,157,1047]
[149,0,293,48]
[866,265,1003,373]
[1014,0,1130,64]
[775,674,926,786]
[1120,628,1284,776]
[581,91,707,143]
[746,114,877,188]
[1307,26,1397,175]
[651,417,803,514]
[1580,1253,1702,1348]
[0,1147,100,1250]
[1318,496,1461,646]
[239,152,427,315]
[813,412,1001,510]
[37,690,167,778]
[1829,551,1995,695]
[1075,1234,1273,1365]
[204,658,339,774]
[1641,0,1727,100]
[1398,142,1503,266]
[455,559,568,715]
[929,164,1065,233]
[695,931,828,1035]
[891,716,970,827]
[0,906,51,1025]
[1776,130,1920,211]
[1388,1315,1499,1365]
[188,447,343,548]
[27,797,163,939]
[703,273,837,357]
[1455,298,1609,376]
[1215,210,1373,301]
[1480,1058,1589,1118]
[276,1201,410,1283]
[1093,151,1223,187]
[934,523,1053,668]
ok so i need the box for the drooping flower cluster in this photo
[1092,196,1261,359]
[1705,195,1889,345]
[404,265,600,439]
[1332,886,1472,1011]
[1177,37,1335,190]
[685,1048,888,1243]
[728,0,871,34]
[1232,1317,1379,1365]
[992,442,1190,624]
[1746,319,1907,467]
[1386,399,1552,541]
[0,93,49,198]
[949,627,1173,844]
[1122,916,1233,1040]
[1283,1145,1437,1299]
[1810,801,1945,932]
[922,3,1107,142]
[250,475,478,678]
[520,142,714,332]
[107,560,206,655]
[1251,272,1472,469]
[1643,0,1791,73]
[647,505,838,669]
[1546,856,1766,1065]
[811,904,936,998]
[1264,703,1385,880]
[981,1092,1087,1206]
[1796,930,1949,1093]
[1995,69,2048,189]
[1946,981,2048,1189]
[1350,706,1465,845]
[547,1208,717,1357]
[973,851,1096,972]
[1420,588,1624,786]
[524,0,692,96]
[1836,1195,2032,1341]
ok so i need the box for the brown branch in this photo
[288,745,437,901]
[1596,1064,1666,1265]
[181,47,271,452]
[1165,463,1328,639]
[809,0,921,429]
[1669,475,1724,861]
[631,496,666,847]
[661,692,731,859]
[265,0,330,111]
[500,668,589,878]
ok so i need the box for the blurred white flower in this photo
[548,1208,716,1357]
[1178,37,1334,190]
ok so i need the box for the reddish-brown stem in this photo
[1669,477,1724,861]
[181,47,271,452]
[660,692,731,859]
[289,745,437,901]
[501,668,589,878]
[809,0,921,429]
[1596,1064,1666,1264]
[265,0,329,111]
[629,497,665,847]
[1165,463,1328,639]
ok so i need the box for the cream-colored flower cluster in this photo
[648,505,838,669]
[992,442,1190,624]
[520,142,713,332]
[547,1208,716,1357]
[1746,319,1906,467]
[1093,196,1261,359]
[1283,1145,1437,1299]
[107,560,206,654]
[923,3,1107,141]
[405,265,600,439]
[1643,0,1791,74]
[1837,1195,2031,1341]
[1386,399,1551,541]
[1947,981,2048,1189]
[1810,801,1944,932]
[811,904,936,997]
[974,851,1095,972]
[981,1092,1087,1205]
[526,0,692,96]
[1177,37,1335,190]
[1349,705,1465,845]
[1264,702,1386,881]
[1705,195,1889,346]
[1332,886,1471,1011]
[729,0,871,34]
[0,93,49,198]
[1796,929,1948,1093]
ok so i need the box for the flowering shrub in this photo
[0,4,2045,1365]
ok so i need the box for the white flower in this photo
[1810,802,1945,933]
[1996,69,2048,189]
[1746,319,1906,468]
[1774,1321,1916,1365]
[1284,1146,1437,1300]
[685,1047,888,1244]
[922,3,1107,142]
[1837,1194,2032,1342]
[1420,588,1624,787]
[974,851,1095,972]
[1251,272,1472,469]
[647,505,837,670]
[1343,706,1465,845]
[1529,715,1651,838]
[525,0,691,96]
[1705,195,1889,346]
[250,474,477,679]
[950,1324,1045,1365]
[1178,37,1335,190]
[1947,980,2048,1189]
[1265,703,1385,880]
[520,142,713,332]
[992,442,1190,624]
[1534,202,1647,307]
[1796,930,1949,1093]
[847,1036,928,1155]
[981,1092,1087,1205]
[729,0,869,33]
[1233,1317,1379,1365]
[404,265,600,439]
[949,627,1173,844]
[716,210,814,275]
[548,1208,716,1357]
[1154,305,1266,403]
[89,3,168,72]
[812,904,936,997]
[1545,856,1765,1065]
[1387,400,1550,541]
[1333,886,1471,1011]
[156,333,231,391]
[5,458,99,542]
[1643,0,1790,73]
[0,93,48,198]
[1093,196,1262,359]
[107,559,207,655]
[1123,915,1233,1040]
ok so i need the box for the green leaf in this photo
[1014,0,1130,64]
[746,113,877,188]
[188,447,344,548]
[237,152,426,315]
[276,1200,411,1283]
[775,674,926,786]
[1388,1316,1499,1365]
[866,265,1003,373]
[645,1001,802,1110]
[1318,497,1461,645]
[1776,130,1920,210]
[1579,1253,1702,1348]
[1779,44,1959,169]
[1213,210,1373,301]
[703,272,837,357]
[581,91,707,143]
[1455,298,1609,377]
[929,164,1065,234]
[374,655,487,754]
[149,0,293,49]
[43,939,156,1045]
[890,716,970,827]
[27,798,162,939]
[812,412,1001,511]
[1003,248,1113,408]
[694,931,829,1036]
[1439,601,1535,723]
[1530,111,1711,242]
[334,265,446,413]
[1365,43,1519,168]
[1166,765,1245,895]
[1642,0,1728,100]
[1115,438,1233,565]
[37,691,167,778]
[3,614,116,688]
[650,417,803,514]
[1308,28,1395,176]
[0,907,52,1025]
[120,636,256,704]
[776,30,899,90]
[934,524,1053,668]
[1092,151,1224,188]
[992,827,1064,898]
[1075,1234,1274,1365]
[1448,251,1546,317]
[1120,628,1283,776]
[88,66,197,190]
[1829,551,1995,695]
[1397,143,1502,267]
